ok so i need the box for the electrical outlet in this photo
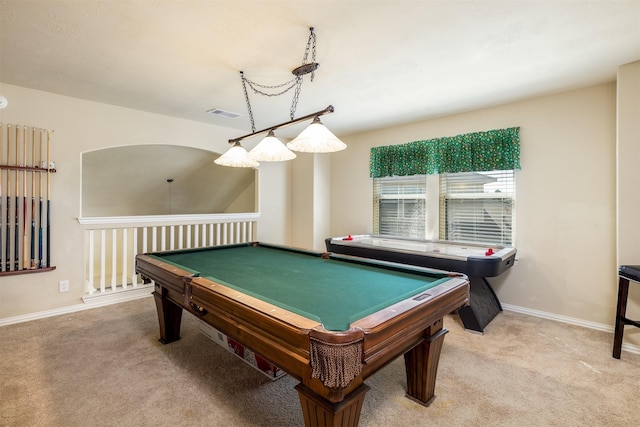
[59,280,70,292]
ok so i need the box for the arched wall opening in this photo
[81,145,257,217]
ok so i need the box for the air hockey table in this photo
[326,235,516,333]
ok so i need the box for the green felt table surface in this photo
[151,243,450,331]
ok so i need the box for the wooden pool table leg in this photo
[404,318,448,406]
[295,383,370,427]
[153,285,183,344]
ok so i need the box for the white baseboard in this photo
[81,284,154,306]
[0,285,153,327]
[502,303,640,355]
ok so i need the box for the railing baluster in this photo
[132,227,138,287]
[88,230,95,294]
[142,227,148,253]
[111,229,117,291]
[152,226,157,252]
[100,229,106,293]
[121,228,128,289]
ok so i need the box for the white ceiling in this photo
[1,0,639,138]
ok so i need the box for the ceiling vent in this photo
[207,108,241,118]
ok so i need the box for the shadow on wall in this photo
[81,145,256,216]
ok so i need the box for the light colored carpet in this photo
[1,297,638,426]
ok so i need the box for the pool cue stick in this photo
[22,127,29,269]
[30,128,36,269]
[46,130,51,268]
[14,126,20,269]
[0,123,3,271]
[38,129,43,268]
[5,125,10,270]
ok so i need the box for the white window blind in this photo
[439,170,515,245]
[373,176,426,238]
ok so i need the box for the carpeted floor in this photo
[1,296,638,426]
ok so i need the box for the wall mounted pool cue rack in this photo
[0,123,56,276]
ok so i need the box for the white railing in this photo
[77,213,259,295]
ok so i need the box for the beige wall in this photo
[289,152,332,251]
[617,60,640,345]
[331,83,627,337]
[254,161,292,245]
[617,61,640,262]
[0,83,291,319]
[290,154,314,249]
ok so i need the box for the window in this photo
[373,170,515,245]
[439,170,514,245]
[373,176,426,238]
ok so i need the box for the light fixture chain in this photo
[305,27,317,82]
[289,27,316,119]
[289,77,303,120]
[238,27,319,130]
[244,77,298,97]
[240,72,256,133]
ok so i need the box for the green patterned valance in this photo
[369,127,521,178]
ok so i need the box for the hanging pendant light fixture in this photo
[248,130,296,162]
[213,141,260,168]
[287,116,347,153]
[214,27,346,168]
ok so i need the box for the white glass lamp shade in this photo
[248,130,297,162]
[214,142,260,168]
[287,117,347,153]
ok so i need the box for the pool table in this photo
[326,235,516,333]
[135,242,469,427]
